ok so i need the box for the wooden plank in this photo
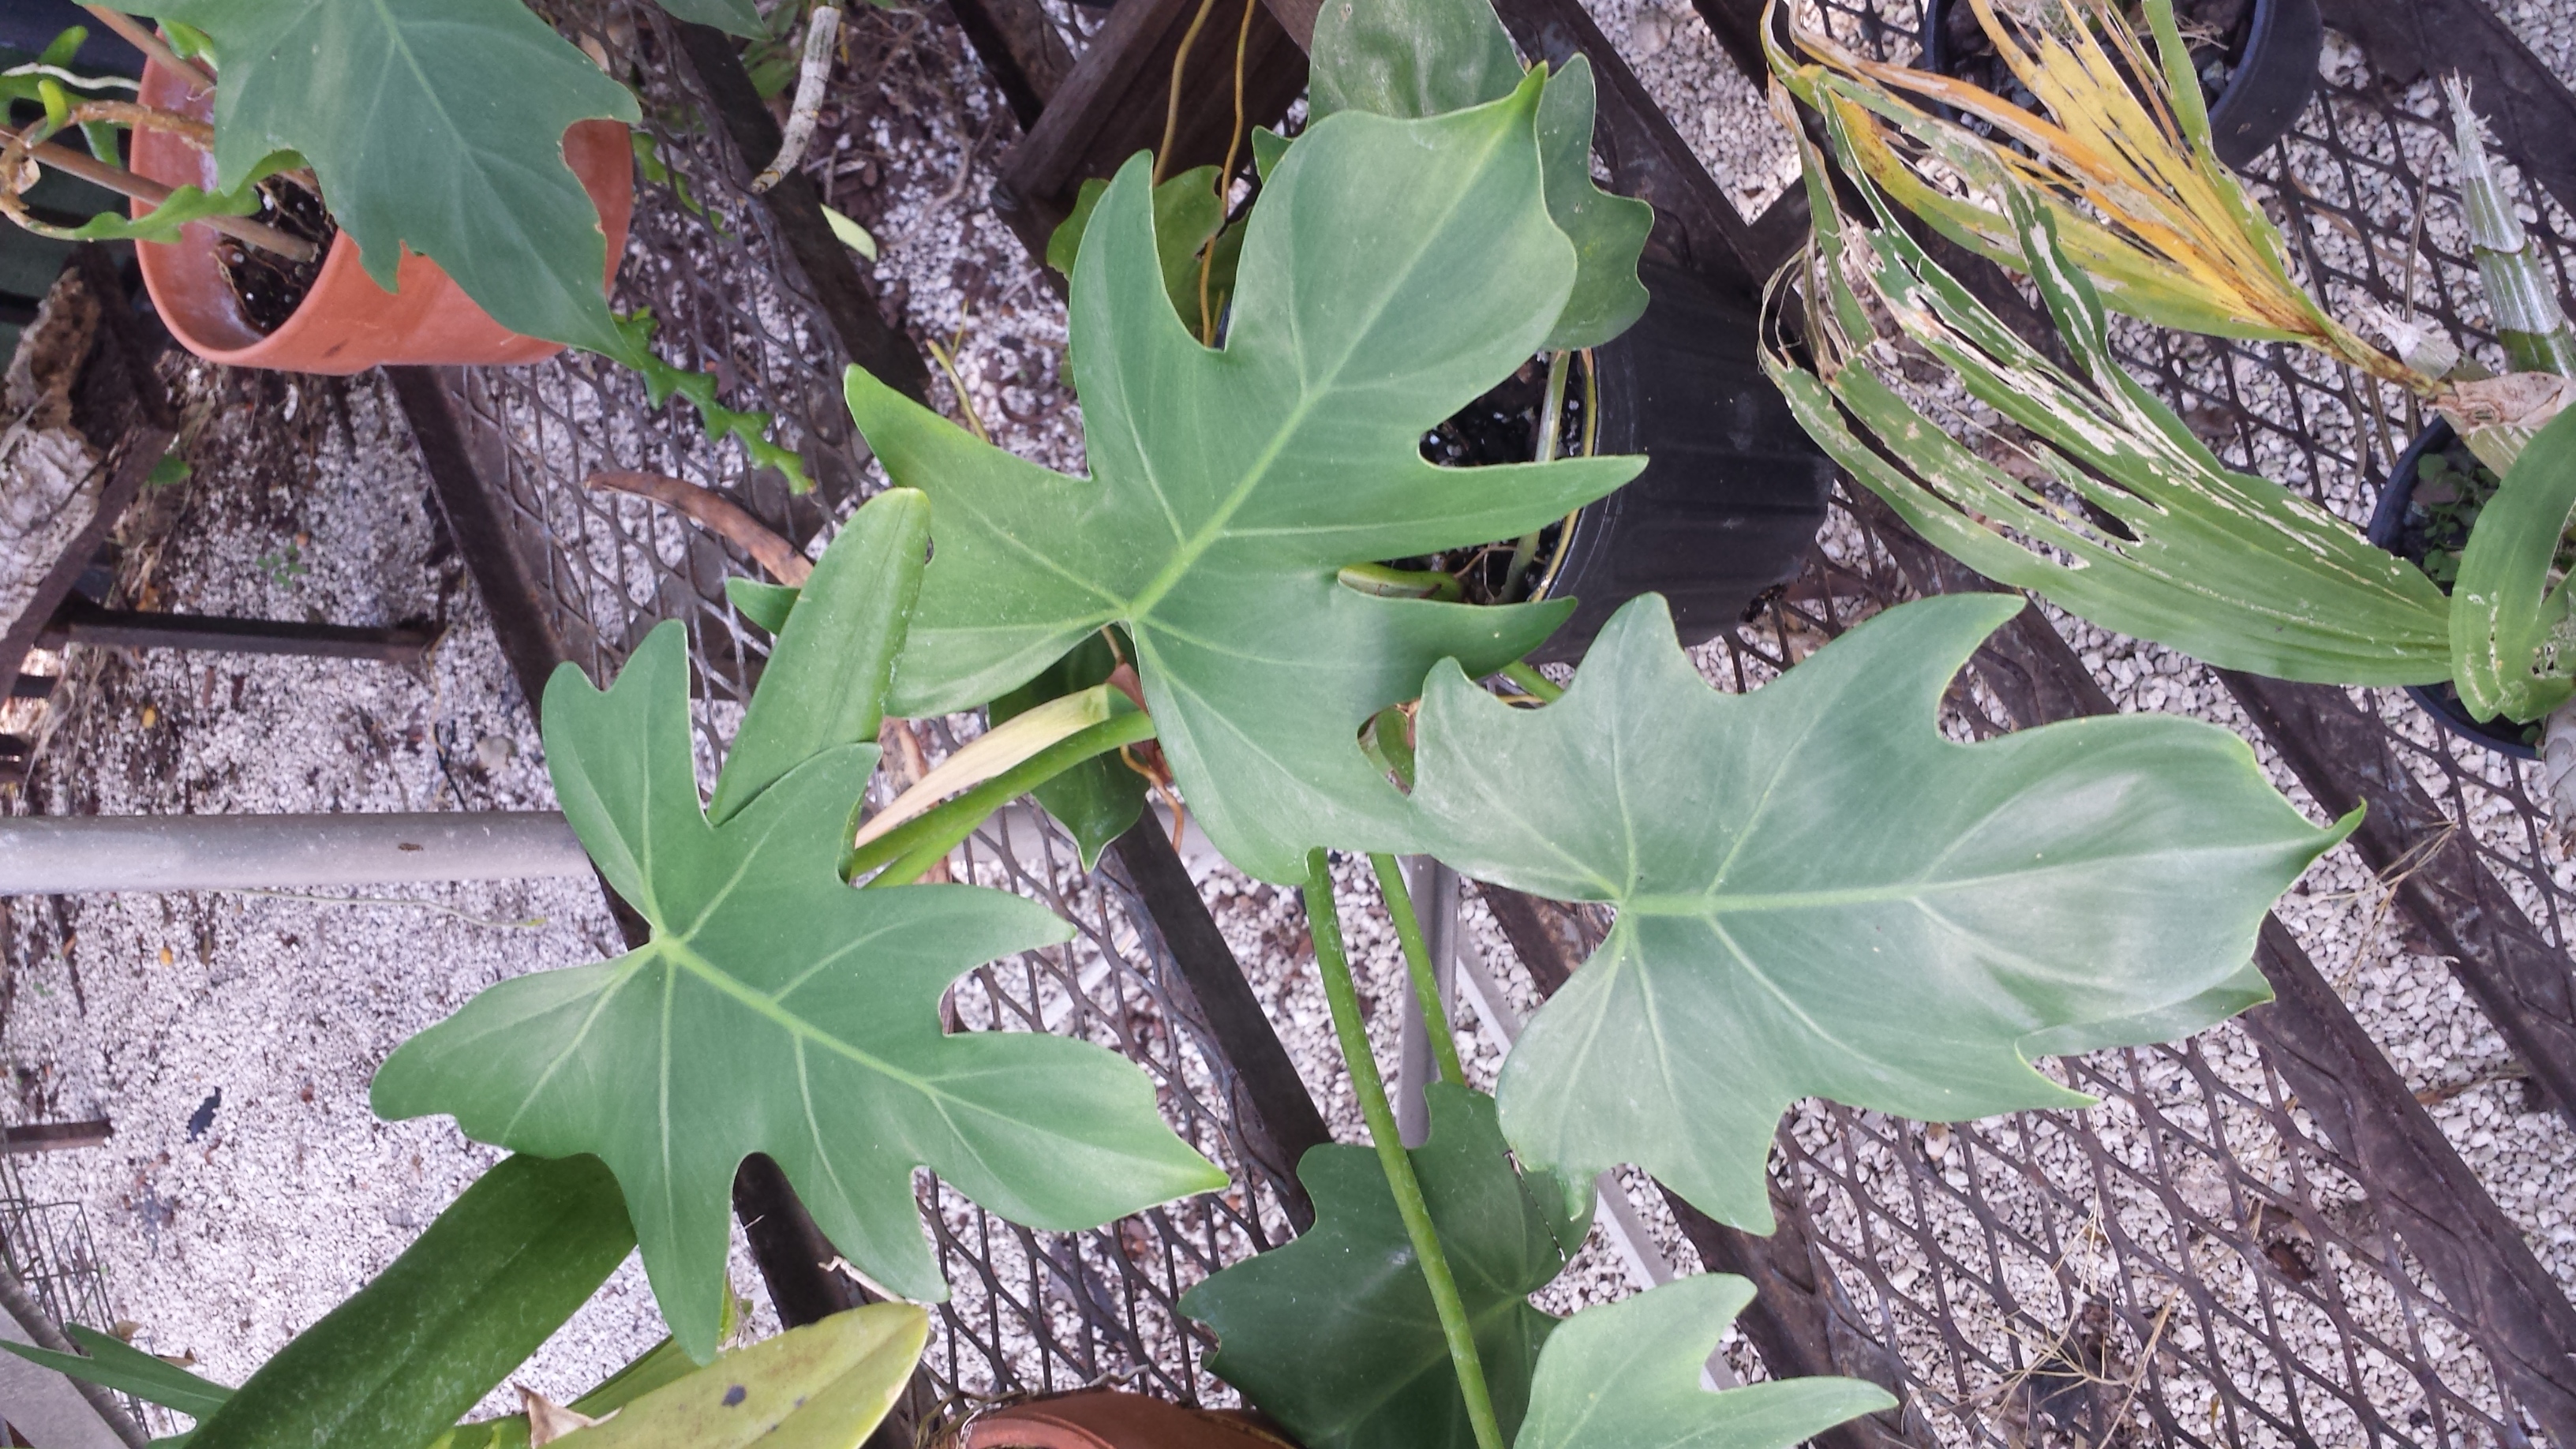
[948,0,1078,127]
[992,0,1306,264]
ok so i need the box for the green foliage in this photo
[987,631,1148,870]
[616,313,815,492]
[2451,407,2576,723]
[1516,1276,1892,1449]
[1409,594,2352,1230]
[132,0,642,358]
[725,577,802,635]
[1769,122,2454,687]
[848,80,1636,882]
[556,1304,927,1448]
[1305,0,1649,350]
[183,1153,635,1449]
[2,1325,232,1420]
[1180,1086,1589,1449]
[1046,166,1239,335]
[375,495,1223,1358]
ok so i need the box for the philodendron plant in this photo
[0,1,811,481]
[17,0,2348,1446]
[1763,0,2576,777]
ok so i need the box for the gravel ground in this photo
[5,0,2576,1440]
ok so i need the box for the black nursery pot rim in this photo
[1916,0,2323,171]
[2367,417,2540,761]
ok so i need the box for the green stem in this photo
[850,712,1159,886]
[1503,350,1574,600]
[1303,848,1507,1449]
[1369,852,1463,1088]
[1500,660,1563,703]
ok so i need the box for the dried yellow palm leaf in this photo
[1765,0,2432,395]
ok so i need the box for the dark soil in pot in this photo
[1389,263,1833,665]
[2367,417,2540,758]
[1919,0,2322,170]
[219,174,337,335]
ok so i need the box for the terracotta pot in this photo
[128,58,634,373]
[960,1391,1297,1449]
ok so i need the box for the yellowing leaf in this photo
[556,1305,928,1449]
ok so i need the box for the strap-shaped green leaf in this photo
[849,79,1636,882]
[1517,1276,1891,1449]
[2451,407,2576,723]
[556,1304,927,1449]
[1179,1085,1589,1449]
[1768,114,2453,687]
[2,1327,232,1419]
[184,1154,634,1449]
[135,0,642,358]
[1411,593,2351,1230]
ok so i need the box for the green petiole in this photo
[849,711,1160,887]
[1369,852,1463,1088]
[1500,660,1563,703]
[1303,848,1506,1449]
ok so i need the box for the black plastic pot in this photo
[1919,0,2323,171]
[1526,263,1833,664]
[2365,417,2539,758]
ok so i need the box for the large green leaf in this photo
[1767,115,2452,687]
[3,1326,233,1420]
[375,623,1222,1359]
[1516,1276,1891,1449]
[1306,0,1649,350]
[2451,406,2576,723]
[133,0,642,358]
[1410,593,2351,1230]
[1178,1085,1589,1449]
[848,79,1636,883]
[185,1154,635,1449]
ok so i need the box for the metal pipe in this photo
[0,813,588,893]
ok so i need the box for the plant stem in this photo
[1303,848,1507,1449]
[81,6,213,92]
[1503,350,1574,599]
[851,711,1159,886]
[14,136,317,262]
[586,470,812,584]
[1369,852,1463,1088]
[1153,0,1221,187]
[1500,660,1563,703]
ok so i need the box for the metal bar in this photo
[9,676,55,701]
[0,812,589,893]
[38,599,436,663]
[0,1121,111,1155]
[1106,818,1331,1230]
[665,17,933,402]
